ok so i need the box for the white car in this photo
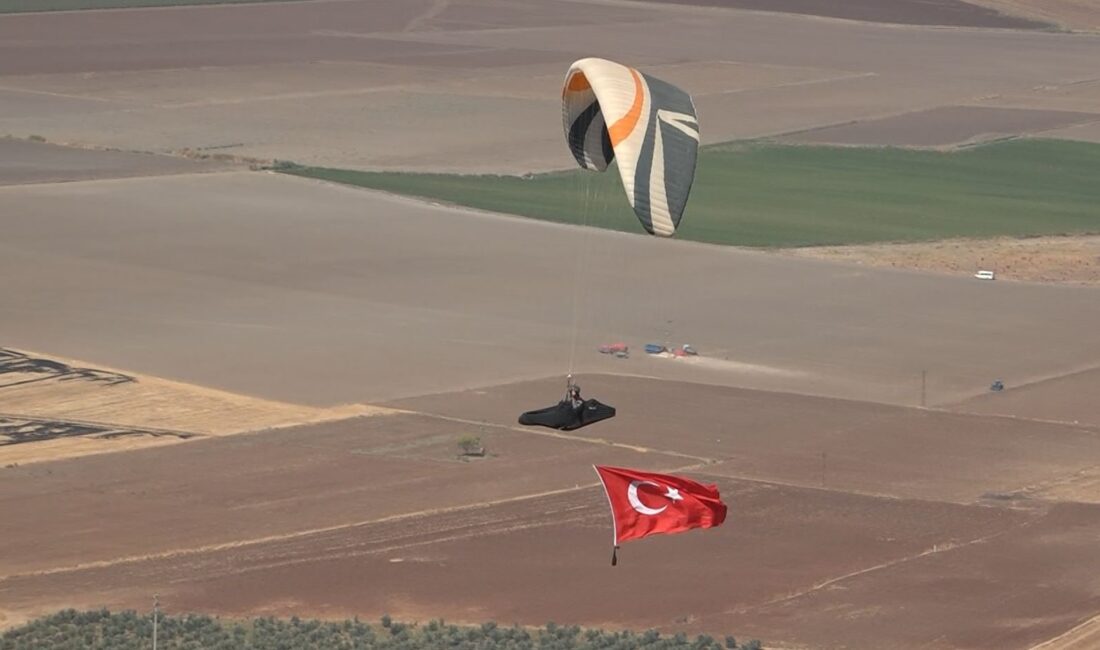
[974,270,996,280]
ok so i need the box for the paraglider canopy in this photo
[562,57,700,237]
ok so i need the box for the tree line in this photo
[0,609,763,650]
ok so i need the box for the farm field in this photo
[6,171,1100,410]
[0,0,292,13]
[4,374,1100,650]
[0,137,233,185]
[973,0,1100,31]
[3,0,1100,173]
[282,139,1100,248]
[785,235,1100,285]
[649,0,1051,28]
[3,0,1100,648]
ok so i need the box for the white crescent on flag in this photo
[627,480,667,515]
[594,465,727,557]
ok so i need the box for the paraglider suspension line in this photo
[567,173,595,376]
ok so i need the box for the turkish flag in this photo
[594,465,727,547]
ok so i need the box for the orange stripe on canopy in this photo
[563,71,590,98]
[608,68,644,147]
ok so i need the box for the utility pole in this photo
[152,594,159,650]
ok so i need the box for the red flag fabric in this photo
[594,465,727,546]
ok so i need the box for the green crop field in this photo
[282,139,1100,248]
[0,0,293,13]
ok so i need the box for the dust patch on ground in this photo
[784,235,1100,285]
[0,348,388,465]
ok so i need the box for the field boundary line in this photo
[385,407,717,463]
[1029,611,1100,650]
[704,71,877,97]
[939,362,1100,409]
[0,84,117,103]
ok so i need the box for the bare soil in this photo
[1032,613,1100,650]
[0,407,678,578]
[3,0,1100,172]
[785,235,1100,286]
[5,172,1100,413]
[0,466,1038,649]
[0,138,230,185]
[777,106,1100,147]
[3,375,1099,649]
[389,375,1100,504]
[3,1,1100,645]
[714,503,1100,650]
[972,0,1100,32]
[950,366,1100,428]
[645,0,1050,28]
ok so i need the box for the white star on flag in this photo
[664,486,683,501]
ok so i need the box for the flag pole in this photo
[593,465,620,567]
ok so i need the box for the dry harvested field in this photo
[3,374,1100,649]
[4,172,1100,409]
[951,366,1100,429]
[0,347,383,465]
[388,375,1100,504]
[0,138,233,185]
[651,0,1050,28]
[3,0,1100,646]
[2,0,1100,171]
[715,502,1100,650]
[1043,120,1100,145]
[973,0,1100,32]
[954,78,1100,117]
[0,403,678,578]
[778,106,1100,148]
[784,235,1100,285]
